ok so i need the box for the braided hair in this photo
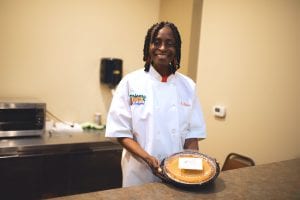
[143,21,181,74]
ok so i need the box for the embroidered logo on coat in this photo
[180,101,191,107]
[130,94,146,105]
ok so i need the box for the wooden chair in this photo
[221,153,255,171]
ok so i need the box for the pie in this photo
[163,152,217,184]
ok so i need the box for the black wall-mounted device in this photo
[100,58,123,87]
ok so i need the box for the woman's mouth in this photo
[156,54,168,59]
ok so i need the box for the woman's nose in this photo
[158,42,167,50]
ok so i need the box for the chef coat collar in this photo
[149,65,175,83]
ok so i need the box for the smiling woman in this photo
[105,21,207,188]
[149,26,176,76]
[143,22,182,76]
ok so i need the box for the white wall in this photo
[197,0,300,165]
[0,0,159,123]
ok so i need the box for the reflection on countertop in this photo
[0,130,120,157]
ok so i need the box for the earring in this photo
[173,59,179,68]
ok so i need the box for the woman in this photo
[105,21,206,187]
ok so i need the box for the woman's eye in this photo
[152,40,175,48]
[166,41,175,47]
[153,40,161,47]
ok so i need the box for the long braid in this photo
[143,21,182,73]
[143,23,157,72]
[168,24,181,73]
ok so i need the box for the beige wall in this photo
[188,0,202,81]
[1,0,299,166]
[0,0,159,123]
[159,0,193,76]
[197,0,300,165]
[159,0,202,81]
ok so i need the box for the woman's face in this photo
[149,26,176,72]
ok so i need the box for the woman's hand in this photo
[117,137,160,173]
[144,155,160,172]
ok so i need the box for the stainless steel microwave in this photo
[0,99,46,137]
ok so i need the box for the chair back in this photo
[221,153,255,171]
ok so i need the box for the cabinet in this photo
[1,155,43,200]
[0,147,122,200]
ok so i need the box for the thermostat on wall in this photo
[213,105,226,118]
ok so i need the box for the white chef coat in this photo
[105,66,206,187]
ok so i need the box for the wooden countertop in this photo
[48,158,300,200]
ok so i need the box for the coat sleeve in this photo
[105,78,133,139]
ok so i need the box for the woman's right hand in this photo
[144,155,166,179]
[117,137,161,174]
[144,155,160,171]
